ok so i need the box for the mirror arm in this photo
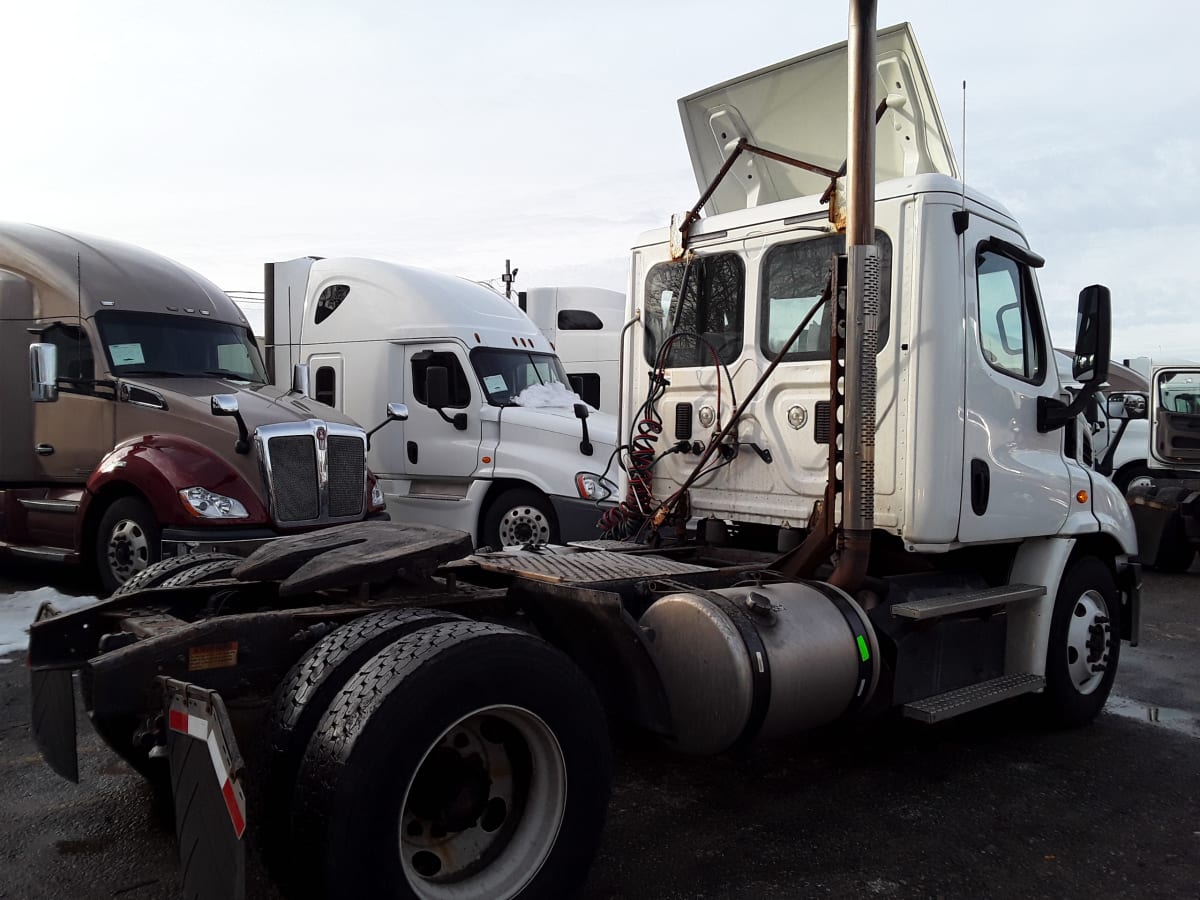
[1097,418,1130,476]
[1038,381,1102,433]
[430,407,469,431]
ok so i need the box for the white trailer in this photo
[518,286,626,413]
[264,259,618,548]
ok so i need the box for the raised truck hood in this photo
[679,21,958,215]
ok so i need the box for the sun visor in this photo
[678,22,958,216]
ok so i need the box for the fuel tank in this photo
[639,581,880,754]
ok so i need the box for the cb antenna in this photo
[501,258,519,300]
[952,80,970,235]
[960,80,968,210]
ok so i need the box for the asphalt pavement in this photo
[0,561,1197,900]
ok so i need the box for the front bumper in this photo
[161,512,391,559]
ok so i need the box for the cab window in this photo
[411,350,471,408]
[760,231,892,362]
[976,249,1046,383]
[643,253,744,367]
[40,322,95,390]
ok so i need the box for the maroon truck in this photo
[0,223,388,592]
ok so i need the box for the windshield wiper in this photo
[119,368,188,377]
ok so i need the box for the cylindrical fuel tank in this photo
[639,581,879,754]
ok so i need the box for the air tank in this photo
[639,581,880,754]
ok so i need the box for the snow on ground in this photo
[0,587,98,657]
[513,382,593,410]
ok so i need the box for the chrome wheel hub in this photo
[107,518,150,583]
[1066,590,1111,695]
[497,505,551,546]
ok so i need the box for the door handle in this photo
[407,441,418,464]
[970,458,990,516]
[35,444,55,457]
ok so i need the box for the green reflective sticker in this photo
[856,635,870,662]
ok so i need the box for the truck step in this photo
[902,673,1044,724]
[890,583,1044,620]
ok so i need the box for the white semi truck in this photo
[28,11,1140,900]
[262,258,618,548]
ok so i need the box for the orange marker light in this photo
[482,456,491,464]
[1076,490,1089,504]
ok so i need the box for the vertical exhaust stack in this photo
[830,0,878,593]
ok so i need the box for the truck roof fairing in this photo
[0,222,250,329]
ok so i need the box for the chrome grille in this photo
[328,435,366,518]
[268,435,319,522]
[256,420,368,526]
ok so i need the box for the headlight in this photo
[575,472,617,501]
[370,480,386,511]
[179,487,249,519]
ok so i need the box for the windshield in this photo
[470,348,570,406]
[95,311,268,384]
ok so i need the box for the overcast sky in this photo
[2,1,1196,360]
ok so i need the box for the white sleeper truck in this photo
[28,10,1140,900]
[263,257,618,548]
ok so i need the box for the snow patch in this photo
[513,382,592,410]
[0,587,99,657]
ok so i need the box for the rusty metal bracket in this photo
[676,138,841,255]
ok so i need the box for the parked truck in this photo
[517,286,625,412]
[28,13,1140,900]
[0,224,385,592]
[1113,366,1200,572]
[263,257,618,548]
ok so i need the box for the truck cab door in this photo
[34,322,115,482]
[402,344,483,481]
[1149,367,1200,470]
[957,227,1071,542]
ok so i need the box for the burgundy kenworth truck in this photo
[0,222,388,592]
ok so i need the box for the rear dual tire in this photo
[291,621,611,900]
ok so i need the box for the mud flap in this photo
[160,677,247,900]
[30,668,78,783]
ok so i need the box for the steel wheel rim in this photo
[1066,589,1111,695]
[107,518,150,583]
[1126,475,1154,494]
[399,704,567,900]
[497,505,551,546]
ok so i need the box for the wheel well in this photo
[1112,459,1149,488]
[481,479,548,515]
[1067,533,1128,578]
[82,483,147,566]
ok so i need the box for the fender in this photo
[80,434,270,543]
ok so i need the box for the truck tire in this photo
[483,487,559,549]
[262,607,467,873]
[292,620,611,900]
[1112,463,1153,495]
[95,497,162,595]
[1036,556,1121,727]
[109,552,241,598]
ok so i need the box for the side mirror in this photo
[30,343,58,403]
[1072,285,1111,385]
[574,402,593,456]
[569,374,585,397]
[1038,285,1113,433]
[1107,392,1147,421]
[291,363,311,396]
[426,365,450,410]
[210,394,250,454]
[366,402,410,450]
